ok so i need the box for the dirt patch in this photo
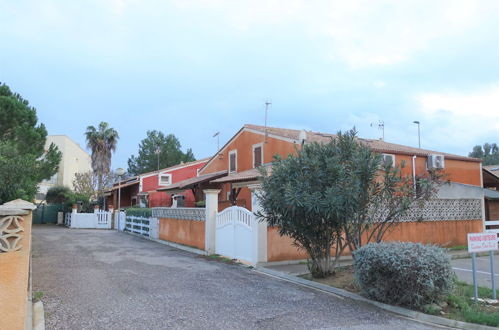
[301,266,360,293]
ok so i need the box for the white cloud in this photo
[166,0,491,68]
[415,86,499,152]
[418,86,499,120]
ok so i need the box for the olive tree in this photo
[256,129,440,278]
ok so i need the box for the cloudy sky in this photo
[1,0,498,169]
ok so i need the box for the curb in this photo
[32,301,45,330]
[120,230,207,256]
[255,266,498,330]
[450,251,497,260]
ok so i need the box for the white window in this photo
[158,173,172,186]
[252,143,263,168]
[229,150,237,173]
[382,154,396,167]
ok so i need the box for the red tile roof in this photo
[244,124,481,162]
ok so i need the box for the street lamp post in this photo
[155,147,161,172]
[413,121,421,148]
[115,167,125,230]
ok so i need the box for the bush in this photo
[125,208,152,218]
[46,186,72,204]
[353,242,454,309]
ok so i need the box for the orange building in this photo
[199,124,482,210]
[163,124,486,262]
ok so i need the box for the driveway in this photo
[32,225,441,329]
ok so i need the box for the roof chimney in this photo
[299,130,307,145]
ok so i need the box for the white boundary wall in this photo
[66,210,112,229]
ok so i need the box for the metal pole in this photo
[117,178,121,212]
[417,123,421,148]
[490,250,496,300]
[264,101,271,143]
[413,121,420,148]
[472,252,478,302]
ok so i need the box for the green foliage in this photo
[125,207,152,218]
[469,143,499,165]
[256,128,439,278]
[66,192,94,213]
[33,291,44,301]
[446,281,499,327]
[45,186,72,204]
[195,200,206,207]
[0,83,61,203]
[353,242,454,309]
[127,130,195,175]
[85,122,119,203]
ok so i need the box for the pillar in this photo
[203,189,220,254]
[108,206,115,229]
[249,184,268,264]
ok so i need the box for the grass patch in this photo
[33,291,44,301]
[305,268,499,327]
[448,245,467,251]
[445,280,499,327]
[203,254,241,265]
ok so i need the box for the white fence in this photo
[123,215,159,239]
[216,206,257,264]
[65,210,112,229]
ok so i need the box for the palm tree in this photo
[85,122,119,204]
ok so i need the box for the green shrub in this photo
[353,242,454,309]
[46,186,72,204]
[125,207,152,218]
[195,200,206,207]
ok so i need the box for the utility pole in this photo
[265,101,271,143]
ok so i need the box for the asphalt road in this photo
[32,225,441,330]
[452,254,499,288]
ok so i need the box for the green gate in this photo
[33,204,64,224]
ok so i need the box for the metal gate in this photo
[215,206,256,263]
[33,204,64,224]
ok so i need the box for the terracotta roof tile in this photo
[484,164,499,176]
[244,124,480,162]
[211,166,272,184]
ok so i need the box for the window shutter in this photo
[254,146,262,167]
[230,153,236,172]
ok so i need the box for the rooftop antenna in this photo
[371,120,385,141]
[213,131,220,152]
[265,100,271,143]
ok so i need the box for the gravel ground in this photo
[32,225,444,330]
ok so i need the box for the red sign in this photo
[467,233,498,253]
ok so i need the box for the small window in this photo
[381,153,395,167]
[253,143,263,168]
[158,174,172,186]
[229,150,237,173]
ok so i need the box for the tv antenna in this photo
[371,120,385,141]
[213,131,220,152]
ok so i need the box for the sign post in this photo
[467,233,498,303]
[491,251,497,300]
